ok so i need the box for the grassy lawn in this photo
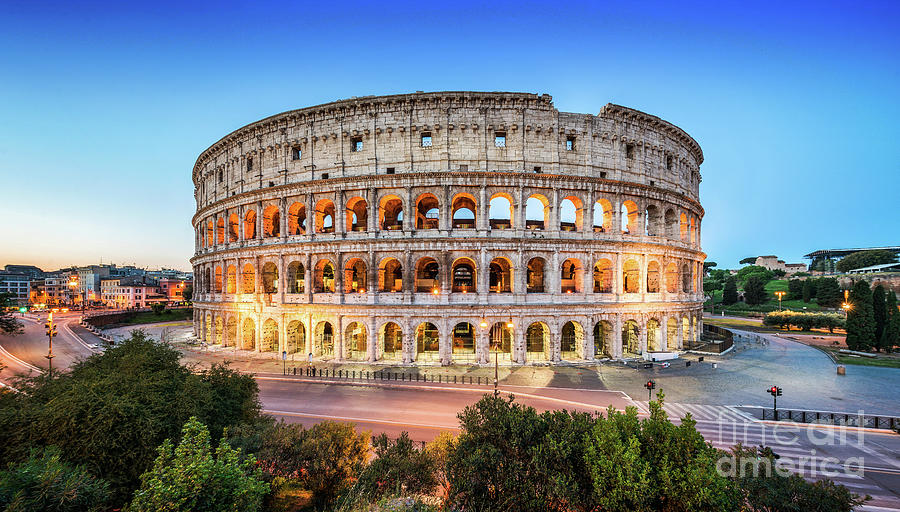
[707,279,824,315]
[704,317,781,333]
[117,308,192,326]
[823,348,900,368]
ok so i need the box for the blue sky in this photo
[1,0,897,271]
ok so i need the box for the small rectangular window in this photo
[421,133,432,147]
[649,180,655,187]
[218,171,223,183]
[321,172,329,179]
[246,157,253,171]
[351,137,363,152]
[386,167,395,174]
[534,166,542,173]
[292,147,302,160]
[566,137,575,151]
[494,132,506,148]
[626,144,634,159]
[666,155,673,170]
[268,181,275,187]
[600,171,607,179]
[459,164,468,171]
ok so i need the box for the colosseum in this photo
[190,91,705,365]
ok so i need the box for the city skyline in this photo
[2,0,898,271]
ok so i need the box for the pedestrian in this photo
[292,367,296,376]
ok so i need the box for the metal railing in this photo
[759,408,899,430]
[290,366,490,386]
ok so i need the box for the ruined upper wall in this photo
[192,91,703,209]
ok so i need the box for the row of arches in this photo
[196,313,701,363]
[200,192,700,247]
[197,255,700,296]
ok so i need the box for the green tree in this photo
[736,265,774,284]
[130,417,269,512]
[872,285,887,350]
[182,284,193,302]
[787,279,803,300]
[881,291,900,351]
[722,277,738,305]
[845,281,876,351]
[739,257,757,265]
[0,293,23,335]
[350,432,439,503]
[0,447,110,512]
[801,280,812,303]
[743,275,767,305]
[0,331,260,505]
[836,249,898,273]
[149,302,166,315]
[703,278,722,294]
[816,278,842,308]
[300,421,369,508]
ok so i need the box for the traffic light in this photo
[645,380,656,400]
[767,386,782,397]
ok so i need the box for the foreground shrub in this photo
[764,311,845,333]
[130,416,268,512]
[0,446,110,512]
[349,432,438,503]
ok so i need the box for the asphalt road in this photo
[1,314,898,509]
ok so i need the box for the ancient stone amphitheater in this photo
[191,91,705,365]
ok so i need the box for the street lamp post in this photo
[44,312,57,378]
[774,291,786,311]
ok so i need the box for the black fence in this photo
[291,366,491,386]
[760,408,899,430]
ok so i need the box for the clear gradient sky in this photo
[1,1,897,272]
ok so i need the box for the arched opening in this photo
[345,322,367,360]
[488,322,513,361]
[561,321,583,360]
[205,268,211,293]
[226,265,237,294]
[690,216,697,244]
[525,194,549,230]
[415,322,439,362]
[622,320,640,358]
[345,197,368,232]
[451,193,476,229]
[561,258,583,294]
[288,202,306,235]
[343,258,368,293]
[314,260,335,293]
[489,257,513,293]
[623,259,640,293]
[645,204,661,236]
[216,217,225,244]
[214,266,223,293]
[263,205,280,238]
[647,319,660,352]
[286,320,305,354]
[526,257,545,293]
[559,196,583,231]
[228,214,239,242]
[451,258,476,293]
[647,261,661,293]
[682,317,691,349]
[488,193,513,229]
[261,262,278,294]
[315,321,334,357]
[593,259,613,293]
[204,314,212,343]
[525,322,550,362]
[261,318,278,352]
[315,199,335,233]
[415,193,440,230]
[225,317,237,348]
[621,200,638,234]
[593,199,613,232]
[242,318,256,351]
[664,209,677,238]
[415,257,440,293]
[379,195,403,230]
[287,262,304,293]
[379,258,403,292]
[666,263,678,293]
[214,316,223,345]
[679,212,688,241]
[381,322,402,360]
[206,220,214,246]
[682,263,692,293]
[451,322,475,362]
[593,321,612,359]
[667,318,677,351]
[243,209,257,240]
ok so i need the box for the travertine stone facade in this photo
[190,92,705,365]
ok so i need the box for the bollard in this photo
[454,375,457,384]
[837,365,846,376]
[353,370,356,379]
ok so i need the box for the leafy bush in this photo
[836,249,897,273]
[743,275,768,305]
[351,432,438,503]
[0,447,110,512]
[763,311,845,332]
[736,265,775,284]
[301,421,370,508]
[130,417,269,512]
[149,302,166,315]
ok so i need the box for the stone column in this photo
[255,313,262,353]
[660,315,669,351]
[336,315,344,361]
[440,317,451,366]
[335,191,345,236]
[477,185,488,231]
[440,185,451,231]
[613,314,623,359]
[476,324,488,364]
[368,189,378,234]
[280,198,288,240]
[403,319,414,364]
[639,317,648,355]
[478,248,489,297]
[676,315,684,350]
[550,188,559,233]
[368,315,377,362]
[307,193,316,235]
[514,319,525,364]
[515,187,525,232]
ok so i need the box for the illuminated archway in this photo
[561,321,583,360]
[415,322,439,362]
[525,322,550,362]
[593,259,613,293]
[451,193,476,229]
[345,322,367,360]
[488,193,513,229]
